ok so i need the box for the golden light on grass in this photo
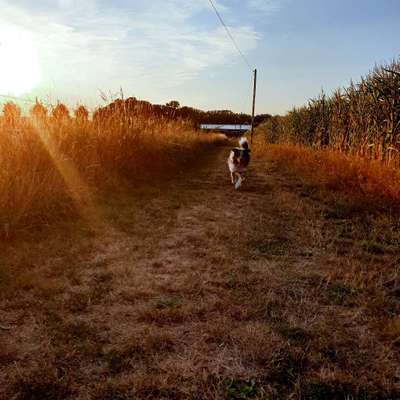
[0,100,224,235]
[255,141,400,211]
[31,118,103,223]
[0,24,41,95]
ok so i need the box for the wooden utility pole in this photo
[251,68,257,144]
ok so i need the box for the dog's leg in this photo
[234,173,243,190]
[230,171,235,184]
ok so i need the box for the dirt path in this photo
[0,142,398,399]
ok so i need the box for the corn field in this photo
[258,59,400,166]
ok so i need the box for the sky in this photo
[0,0,399,115]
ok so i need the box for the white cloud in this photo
[0,0,262,106]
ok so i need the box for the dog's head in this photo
[239,137,249,150]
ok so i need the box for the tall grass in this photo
[255,58,400,212]
[257,59,400,165]
[0,100,222,233]
[255,141,400,212]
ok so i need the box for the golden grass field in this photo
[0,103,399,399]
[0,104,224,235]
[254,141,400,212]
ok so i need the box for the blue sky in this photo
[0,0,399,114]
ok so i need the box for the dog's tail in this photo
[239,137,248,149]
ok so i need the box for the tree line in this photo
[0,97,270,129]
[92,98,269,127]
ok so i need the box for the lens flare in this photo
[0,24,41,95]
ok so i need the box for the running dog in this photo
[227,137,250,189]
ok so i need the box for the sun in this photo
[0,25,41,95]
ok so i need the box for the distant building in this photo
[200,124,251,136]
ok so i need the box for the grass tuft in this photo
[323,281,360,306]
[223,378,258,400]
[277,325,312,346]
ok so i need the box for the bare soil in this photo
[0,141,399,399]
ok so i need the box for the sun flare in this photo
[0,25,41,95]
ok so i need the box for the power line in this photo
[207,0,253,70]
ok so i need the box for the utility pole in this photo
[251,68,257,144]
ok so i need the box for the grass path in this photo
[1,141,399,399]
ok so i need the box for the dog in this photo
[227,137,250,189]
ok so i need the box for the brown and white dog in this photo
[227,137,250,189]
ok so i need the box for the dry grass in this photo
[254,141,400,213]
[1,142,399,399]
[0,102,225,234]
